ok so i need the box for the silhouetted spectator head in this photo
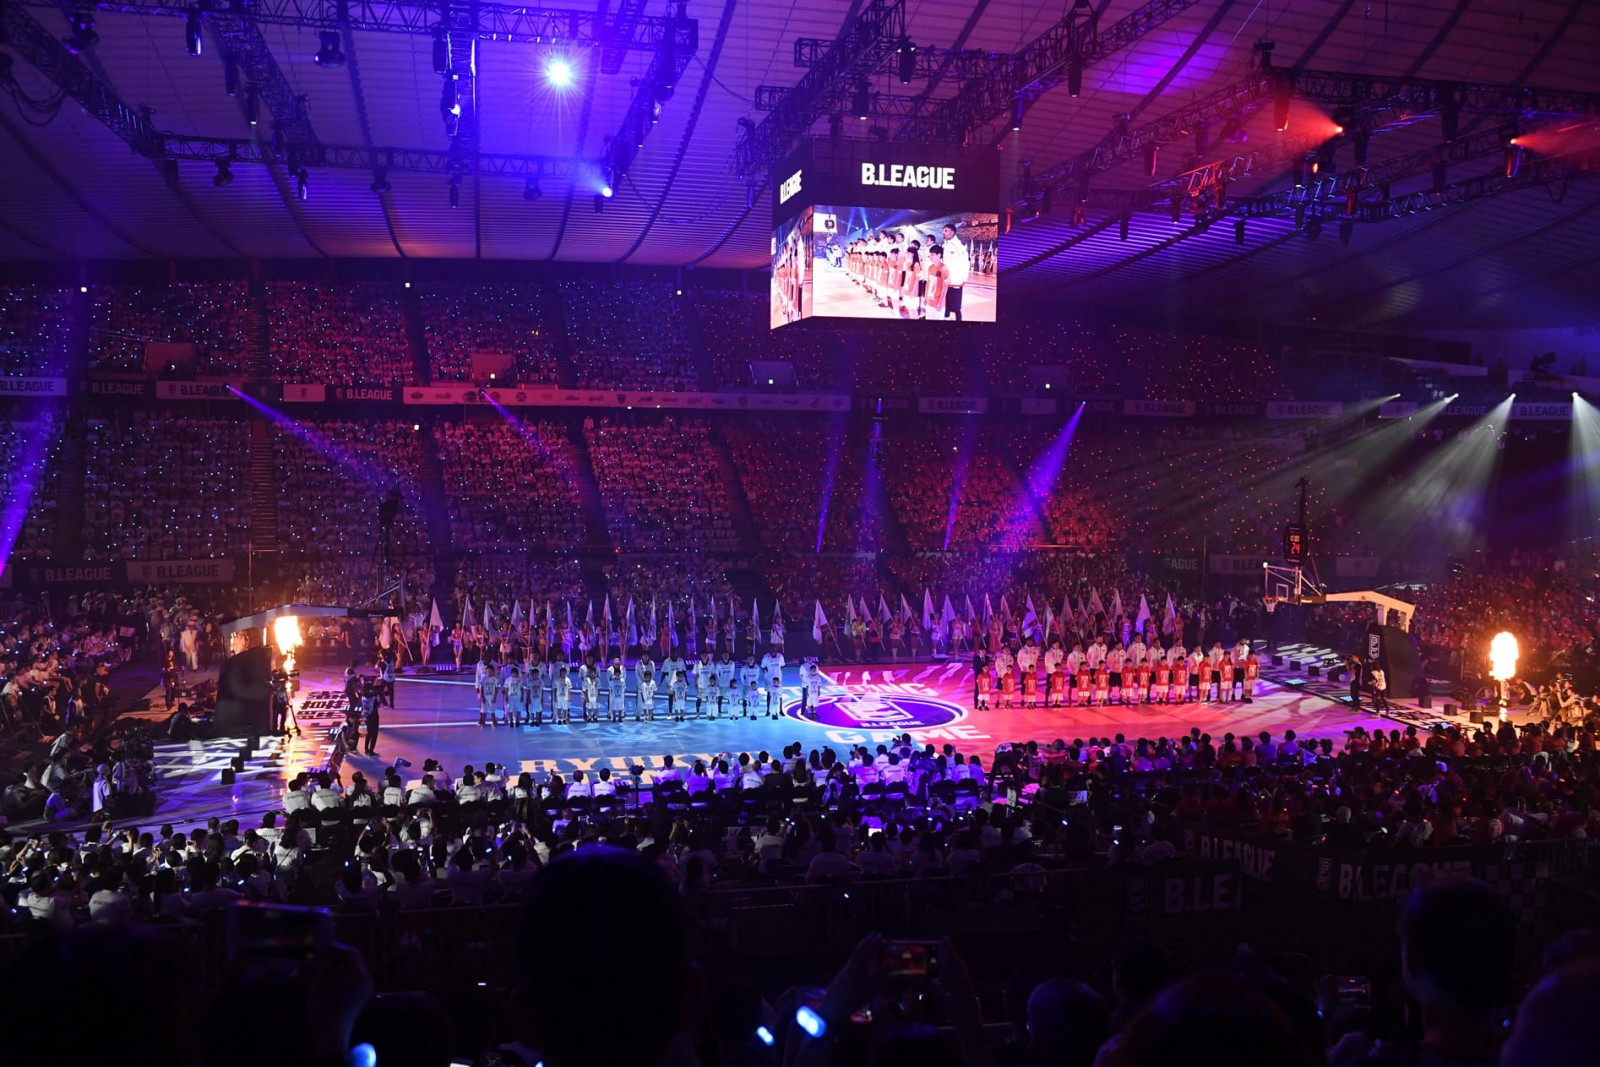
[515,845,698,1066]
[1026,977,1110,1067]
[1502,958,1600,1067]
[1110,935,1170,1026]
[1399,877,1514,1022]
[1112,965,1320,1067]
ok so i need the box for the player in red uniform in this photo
[1021,666,1038,708]
[1242,653,1260,703]
[975,667,992,711]
[1072,664,1090,706]
[1092,666,1110,706]
[1047,665,1066,707]
[999,661,1016,709]
[1219,658,1236,703]
[1134,660,1153,705]
[1153,660,1171,704]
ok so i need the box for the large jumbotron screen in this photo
[771,141,1001,328]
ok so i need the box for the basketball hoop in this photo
[1263,596,1280,614]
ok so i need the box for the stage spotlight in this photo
[897,38,916,85]
[1272,72,1292,132]
[440,74,461,135]
[224,56,240,96]
[593,193,606,213]
[1068,57,1083,98]
[545,56,575,88]
[523,174,543,201]
[853,83,871,121]
[432,28,451,73]
[1118,215,1130,241]
[1010,96,1024,132]
[296,169,309,201]
[1143,143,1159,176]
[185,10,203,56]
[448,175,460,208]
[1305,216,1323,241]
[246,87,260,125]
[1234,217,1246,245]
[212,159,233,187]
[370,168,391,194]
[314,30,345,69]
[64,13,98,55]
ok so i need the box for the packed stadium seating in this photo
[434,420,586,554]
[0,413,65,559]
[266,282,411,385]
[559,278,698,390]
[0,286,75,376]
[81,413,250,560]
[91,283,252,376]
[584,417,741,552]
[419,283,560,384]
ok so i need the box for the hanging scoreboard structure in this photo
[771,140,1002,328]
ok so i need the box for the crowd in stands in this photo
[882,430,1043,550]
[1409,552,1599,684]
[90,283,251,376]
[694,289,841,390]
[560,279,699,391]
[6,689,1599,1065]
[0,286,74,376]
[723,421,882,552]
[81,414,250,560]
[419,284,560,384]
[435,420,586,554]
[452,557,585,629]
[266,282,412,385]
[1108,324,1294,403]
[0,412,65,560]
[585,417,741,552]
[601,556,736,620]
[272,420,431,562]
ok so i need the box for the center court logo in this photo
[786,690,967,731]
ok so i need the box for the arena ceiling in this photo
[0,0,1597,330]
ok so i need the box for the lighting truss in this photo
[1022,70,1275,204]
[203,7,319,153]
[159,135,597,178]
[0,0,164,158]
[733,0,905,178]
[791,37,1005,81]
[21,0,695,49]
[1290,69,1600,124]
[1235,123,1582,222]
[896,0,1206,144]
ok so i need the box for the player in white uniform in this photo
[636,655,657,721]
[760,649,786,717]
[693,657,713,720]
[582,666,600,722]
[741,656,762,719]
[670,670,688,719]
[554,666,573,725]
[506,667,527,726]
[475,657,492,726]
[606,659,627,722]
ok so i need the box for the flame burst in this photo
[1488,631,1519,681]
[272,616,303,653]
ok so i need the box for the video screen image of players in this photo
[811,207,998,323]
[770,206,814,329]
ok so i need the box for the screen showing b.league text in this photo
[771,142,1000,329]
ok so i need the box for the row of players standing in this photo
[970,636,1261,710]
[442,613,785,672]
[469,650,826,727]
